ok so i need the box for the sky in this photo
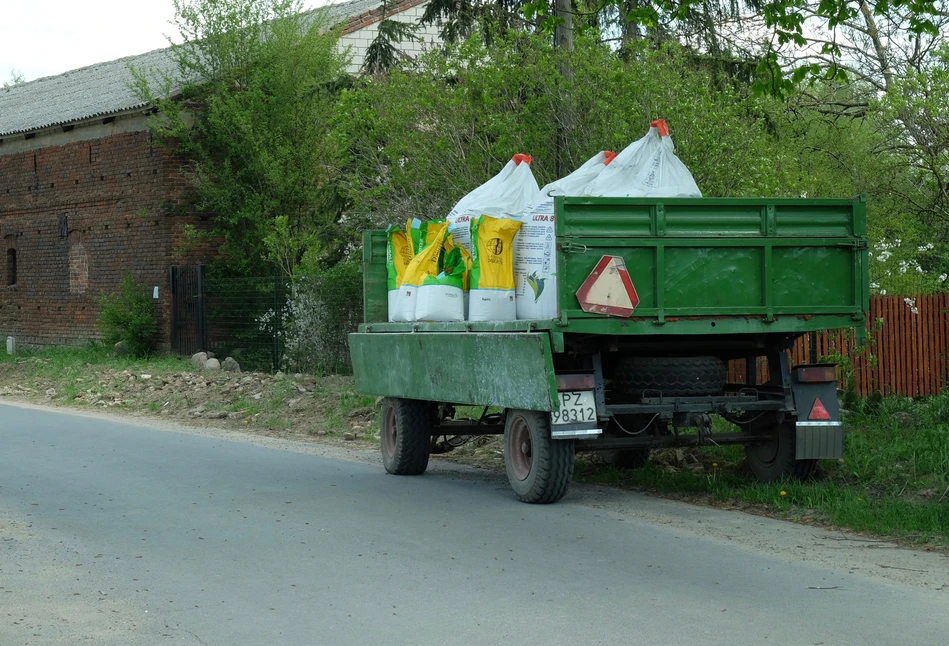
[0,0,331,84]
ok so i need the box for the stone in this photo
[204,358,221,371]
[892,411,914,428]
[347,407,373,420]
[188,405,206,416]
[222,357,241,373]
[343,432,356,441]
[191,352,208,368]
[207,351,215,359]
[114,341,129,357]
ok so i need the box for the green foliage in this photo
[131,0,351,276]
[363,0,420,75]
[98,273,158,358]
[333,33,891,228]
[575,394,949,543]
[283,261,362,375]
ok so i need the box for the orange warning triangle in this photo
[808,398,831,420]
[576,255,640,318]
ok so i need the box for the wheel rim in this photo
[507,416,532,481]
[382,406,397,456]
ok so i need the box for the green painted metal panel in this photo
[349,332,557,411]
[557,196,864,238]
[554,314,861,336]
[363,230,388,324]
[359,320,558,334]
[772,247,855,308]
[664,247,763,309]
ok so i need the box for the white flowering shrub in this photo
[282,264,362,375]
[870,238,948,295]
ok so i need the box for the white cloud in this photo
[0,0,332,83]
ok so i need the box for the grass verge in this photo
[574,395,949,547]
[0,345,378,440]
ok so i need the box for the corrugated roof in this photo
[0,0,390,138]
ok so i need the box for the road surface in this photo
[1,402,947,645]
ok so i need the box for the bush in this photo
[283,262,362,374]
[98,272,157,357]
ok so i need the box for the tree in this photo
[362,0,421,74]
[2,70,25,88]
[131,0,351,276]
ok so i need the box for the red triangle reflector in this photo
[808,398,831,421]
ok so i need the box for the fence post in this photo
[273,275,280,373]
[197,266,207,353]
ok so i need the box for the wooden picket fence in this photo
[727,293,949,398]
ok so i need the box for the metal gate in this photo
[169,265,207,356]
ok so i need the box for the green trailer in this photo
[349,196,869,503]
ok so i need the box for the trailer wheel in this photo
[380,397,431,476]
[745,422,817,482]
[504,410,574,504]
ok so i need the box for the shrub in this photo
[98,272,157,357]
[283,262,362,374]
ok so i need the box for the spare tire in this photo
[614,356,726,398]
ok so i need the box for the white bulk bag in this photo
[583,120,701,198]
[446,154,540,253]
[515,151,616,320]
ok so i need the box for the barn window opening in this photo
[6,249,16,286]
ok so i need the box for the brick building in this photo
[0,0,437,352]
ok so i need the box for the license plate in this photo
[552,391,597,425]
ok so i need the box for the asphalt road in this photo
[1,402,948,645]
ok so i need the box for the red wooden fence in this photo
[727,293,949,397]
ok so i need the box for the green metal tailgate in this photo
[555,196,869,335]
[349,331,558,410]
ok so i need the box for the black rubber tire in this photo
[745,422,818,482]
[379,397,431,475]
[613,356,726,398]
[601,449,651,469]
[503,410,575,504]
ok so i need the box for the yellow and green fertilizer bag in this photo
[386,225,413,322]
[407,217,448,255]
[390,221,449,322]
[469,214,522,321]
[416,246,466,322]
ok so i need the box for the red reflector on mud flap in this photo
[808,398,831,421]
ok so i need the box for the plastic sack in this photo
[386,225,413,322]
[515,151,616,320]
[468,214,522,321]
[390,221,449,322]
[416,246,466,322]
[447,154,540,253]
[582,120,701,198]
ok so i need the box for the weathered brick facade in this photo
[0,0,439,353]
[0,130,210,350]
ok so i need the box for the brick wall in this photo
[0,130,211,351]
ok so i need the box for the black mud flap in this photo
[791,364,844,460]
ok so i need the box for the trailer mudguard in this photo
[349,332,558,411]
